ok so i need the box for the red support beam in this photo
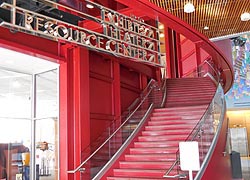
[59,46,90,180]
[176,33,183,77]
[59,45,75,180]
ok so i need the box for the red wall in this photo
[179,35,197,76]
[178,34,211,76]
[120,65,141,112]
[213,39,233,66]
[89,53,114,141]
[89,52,141,142]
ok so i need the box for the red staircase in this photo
[103,77,216,180]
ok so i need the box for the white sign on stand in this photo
[179,141,200,180]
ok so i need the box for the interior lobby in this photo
[0,0,249,180]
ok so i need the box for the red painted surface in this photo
[0,27,63,63]
[101,78,219,179]
[164,28,173,78]
[213,39,233,66]
[59,46,91,180]
[0,0,235,180]
[120,66,141,112]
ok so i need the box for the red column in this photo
[165,27,172,78]
[140,74,148,90]
[165,28,179,78]
[176,33,183,77]
[59,46,90,180]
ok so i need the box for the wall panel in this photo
[120,65,141,112]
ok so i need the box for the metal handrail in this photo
[160,78,167,107]
[93,103,155,179]
[194,87,225,180]
[68,79,159,174]
[164,84,224,178]
[183,59,219,82]
[79,78,158,161]
[163,59,222,178]
[127,79,156,114]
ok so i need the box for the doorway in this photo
[0,47,59,180]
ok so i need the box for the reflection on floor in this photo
[40,176,55,180]
[241,157,250,180]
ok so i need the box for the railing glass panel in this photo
[67,79,165,179]
[164,83,225,179]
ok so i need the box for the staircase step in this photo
[166,95,213,101]
[113,168,166,178]
[138,135,187,142]
[150,115,201,121]
[152,110,203,116]
[119,161,173,169]
[129,147,178,154]
[166,88,215,93]
[154,105,208,112]
[166,86,214,91]
[166,91,213,95]
[142,129,192,136]
[145,124,196,131]
[107,177,170,180]
[166,101,211,107]
[166,77,213,82]
[134,141,179,148]
[151,112,204,119]
[148,120,199,126]
[125,154,176,161]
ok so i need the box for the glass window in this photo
[0,67,59,180]
[0,69,32,180]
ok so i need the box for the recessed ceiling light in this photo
[184,2,195,13]
[241,12,250,21]
[204,26,209,30]
[86,3,94,9]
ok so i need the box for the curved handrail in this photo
[93,103,155,179]
[163,83,225,179]
[160,77,167,107]
[68,78,162,174]
[194,86,225,179]
[183,59,219,82]
[127,79,156,114]
[78,78,158,162]
[163,65,225,178]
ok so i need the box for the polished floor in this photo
[233,157,250,180]
[241,157,250,180]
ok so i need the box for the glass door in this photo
[33,69,59,180]
[0,69,32,180]
[0,68,59,180]
[0,47,59,180]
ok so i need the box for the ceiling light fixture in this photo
[86,3,94,9]
[184,2,195,13]
[241,12,250,21]
[204,26,209,30]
